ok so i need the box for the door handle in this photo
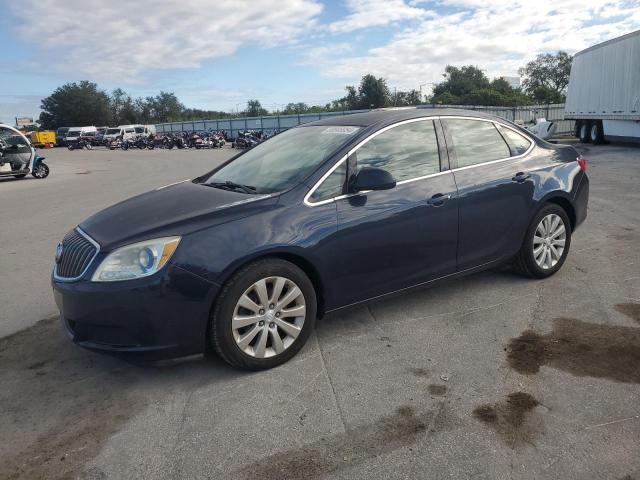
[427,193,451,206]
[512,172,531,183]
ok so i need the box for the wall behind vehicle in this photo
[156,104,574,138]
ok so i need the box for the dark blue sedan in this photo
[52,109,589,369]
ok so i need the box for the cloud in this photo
[328,0,431,33]
[315,0,640,90]
[10,0,323,83]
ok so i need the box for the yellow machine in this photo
[30,131,56,148]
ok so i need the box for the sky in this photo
[1,0,639,123]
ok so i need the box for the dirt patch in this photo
[507,317,640,383]
[409,367,430,377]
[473,392,541,448]
[237,403,450,480]
[428,384,447,396]
[0,317,146,480]
[616,303,640,323]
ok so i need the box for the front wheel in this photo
[209,259,317,370]
[513,204,571,278]
[32,162,49,179]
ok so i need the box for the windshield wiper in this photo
[206,180,257,194]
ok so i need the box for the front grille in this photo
[55,229,98,280]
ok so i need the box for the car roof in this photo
[303,107,500,128]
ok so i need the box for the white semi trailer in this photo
[565,29,640,144]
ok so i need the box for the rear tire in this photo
[579,121,591,143]
[513,204,572,278]
[209,259,317,370]
[590,120,604,144]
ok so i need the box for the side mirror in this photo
[350,167,396,192]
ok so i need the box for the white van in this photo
[133,124,156,137]
[102,127,125,142]
[65,126,97,142]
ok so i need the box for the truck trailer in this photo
[565,29,640,144]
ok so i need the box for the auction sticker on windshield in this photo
[321,126,360,135]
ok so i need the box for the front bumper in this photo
[52,265,220,359]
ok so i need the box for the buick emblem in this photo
[55,243,63,264]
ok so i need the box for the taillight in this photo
[577,155,586,172]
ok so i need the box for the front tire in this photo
[513,204,572,278]
[209,259,317,370]
[32,163,49,179]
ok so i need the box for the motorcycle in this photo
[232,132,259,149]
[106,137,123,150]
[122,136,154,150]
[67,136,93,150]
[0,124,50,180]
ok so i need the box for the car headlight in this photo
[91,237,181,282]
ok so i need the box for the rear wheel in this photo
[579,121,591,143]
[590,120,604,144]
[513,204,571,278]
[209,259,317,370]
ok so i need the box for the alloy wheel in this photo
[533,213,566,269]
[232,276,306,358]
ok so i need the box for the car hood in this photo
[80,180,276,250]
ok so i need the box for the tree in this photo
[39,81,111,129]
[519,51,572,102]
[394,89,422,107]
[357,74,389,109]
[429,66,533,106]
[246,99,268,117]
[431,65,490,101]
[152,92,184,122]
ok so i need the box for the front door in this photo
[327,119,459,306]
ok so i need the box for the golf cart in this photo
[0,124,49,180]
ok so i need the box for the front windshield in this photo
[106,128,120,135]
[66,131,80,138]
[202,125,360,193]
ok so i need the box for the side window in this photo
[309,162,346,203]
[496,124,532,156]
[354,120,440,182]
[445,119,510,168]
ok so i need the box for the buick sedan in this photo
[52,109,589,369]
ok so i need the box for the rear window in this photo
[444,119,510,167]
[496,125,532,156]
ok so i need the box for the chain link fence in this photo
[156,103,573,137]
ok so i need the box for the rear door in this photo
[441,117,535,270]
[310,118,459,306]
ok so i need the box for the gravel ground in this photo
[0,141,638,480]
